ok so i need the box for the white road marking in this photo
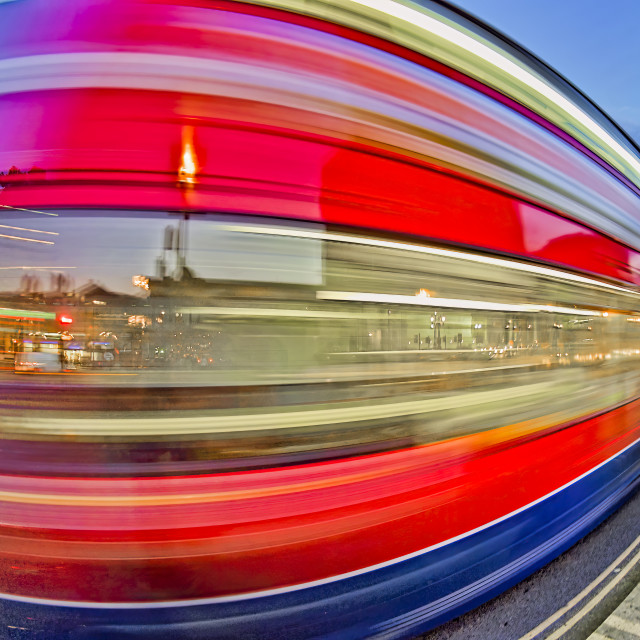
[517,534,640,640]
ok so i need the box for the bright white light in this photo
[176,306,383,319]
[0,266,76,270]
[316,290,603,316]
[317,290,529,312]
[539,305,599,317]
[132,275,150,290]
[224,224,639,297]
[179,143,197,185]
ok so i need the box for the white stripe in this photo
[317,290,531,312]
[316,290,602,316]
[1,435,638,609]
[177,306,383,320]
[346,0,640,182]
[8,380,555,436]
[221,224,640,298]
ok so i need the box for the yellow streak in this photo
[0,466,395,506]
[0,224,57,235]
[0,233,54,245]
[0,204,57,216]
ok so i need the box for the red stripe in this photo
[2,88,638,285]
[1,399,639,602]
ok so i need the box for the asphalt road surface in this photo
[417,485,640,640]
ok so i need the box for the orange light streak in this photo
[0,233,54,245]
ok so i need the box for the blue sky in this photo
[451,0,640,145]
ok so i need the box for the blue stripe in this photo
[4,439,640,640]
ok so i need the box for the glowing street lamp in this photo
[132,275,150,291]
[178,126,197,188]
